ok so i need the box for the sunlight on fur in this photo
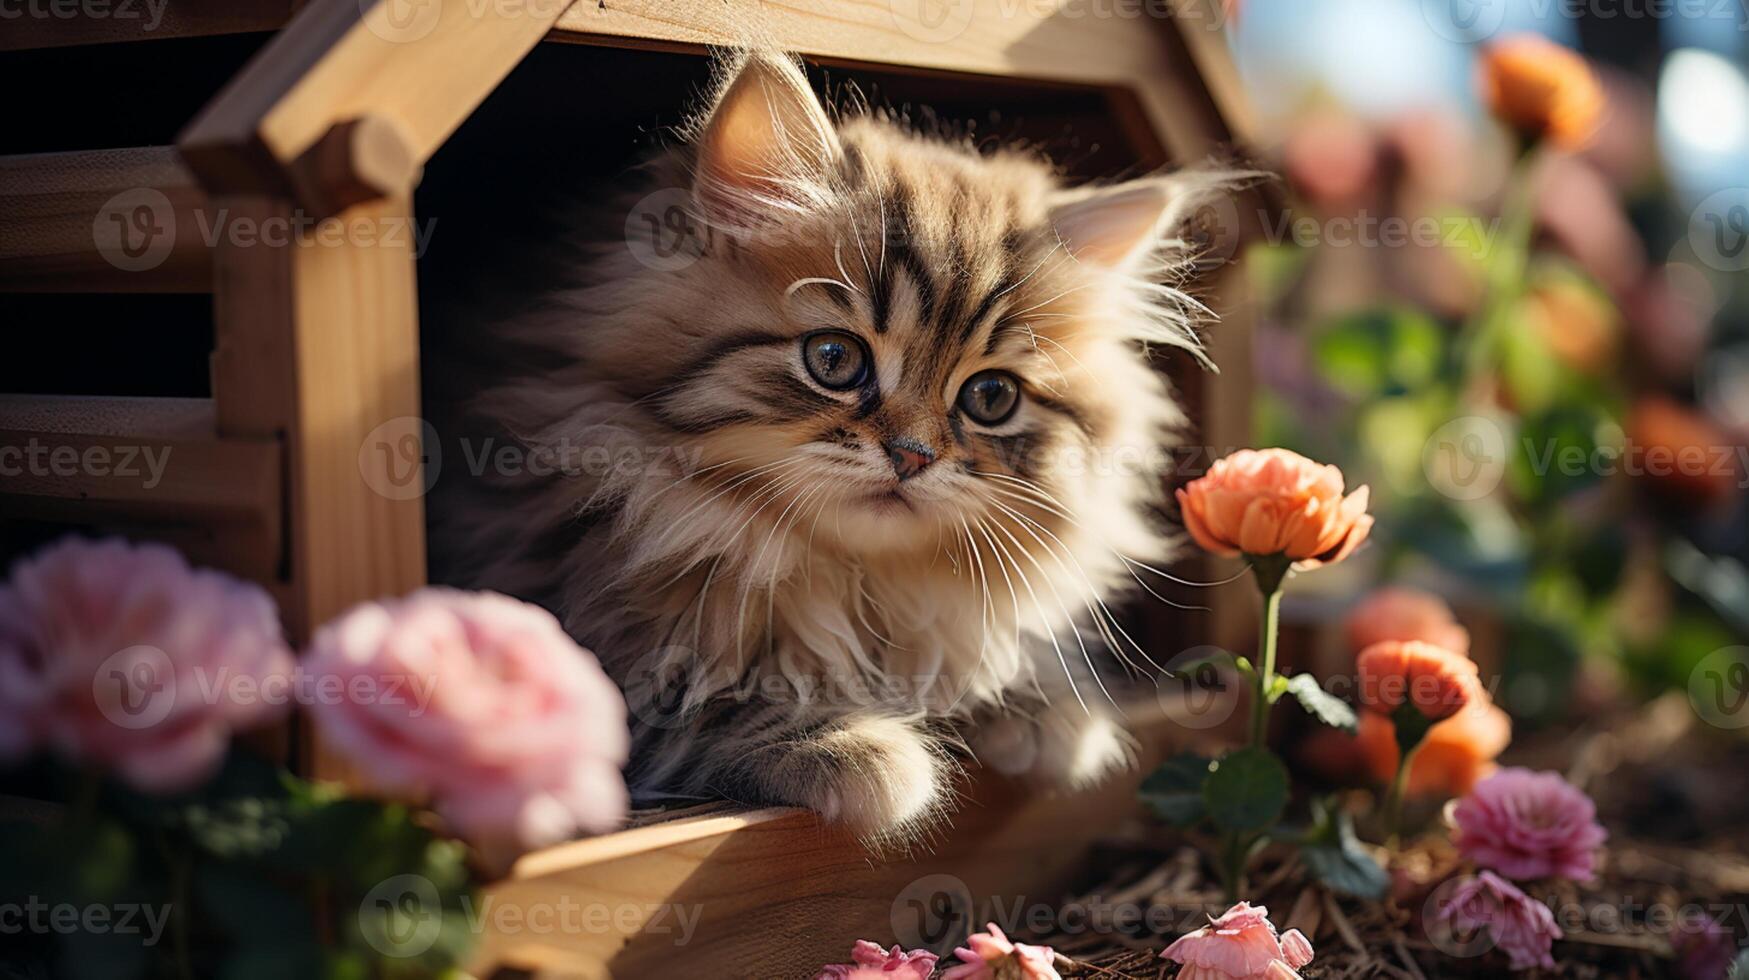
[434,51,1233,844]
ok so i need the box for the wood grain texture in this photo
[471,705,1206,980]
[547,0,1246,162]
[0,146,213,292]
[0,0,292,52]
[0,395,283,580]
[179,0,577,202]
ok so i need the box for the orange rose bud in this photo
[1478,34,1605,150]
[1625,397,1738,507]
[1356,640,1481,722]
[1357,701,1513,799]
[1176,449,1373,568]
[1346,587,1471,657]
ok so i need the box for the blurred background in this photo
[1214,0,1749,753]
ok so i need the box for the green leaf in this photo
[1140,754,1214,826]
[1202,747,1289,833]
[1300,806,1389,900]
[1284,674,1358,734]
[1312,308,1445,399]
[1728,948,1749,980]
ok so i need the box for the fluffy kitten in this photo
[435,53,1220,843]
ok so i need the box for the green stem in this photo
[1458,147,1543,387]
[1383,742,1422,843]
[1250,587,1283,749]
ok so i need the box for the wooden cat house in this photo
[0,2,1268,975]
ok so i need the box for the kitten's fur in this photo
[435,53,1220,844]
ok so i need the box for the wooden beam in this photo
[545,0,1247,164]
[0,0,292,52]
[0,147,213,293]
[0,395,282,580]
[178,0,578,205]
[471,704,1208,978]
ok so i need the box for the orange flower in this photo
[1625,397,1738,507]
[1478,35,1605,150]
[1356,640,1481,722]
[1176,449,1373,568]
[1356,701,1512,799]
[1346,587,1471,656]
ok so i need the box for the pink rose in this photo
[0,537,294,793]
[1452,768,1607,882]
[815,940,938,980]
[1161,902,1314,979]
[942,922,1060,980]
[302,588,629,859]
[1345,587,1471,656]
[1433,872,1562,971]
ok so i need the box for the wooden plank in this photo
[470,704,1205,979]
[0,395,283,579]
[0,147,213,292]
[545,0,1243,163]
[0,0,292,51]
[178,0,578,201]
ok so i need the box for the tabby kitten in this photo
[436,53,1220,842]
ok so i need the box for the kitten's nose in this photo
[884,437,936,481]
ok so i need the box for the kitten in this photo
[434,53,1221,844]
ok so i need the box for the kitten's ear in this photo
[1048,180,1184,271]
[692,54,841,225]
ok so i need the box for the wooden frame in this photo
[2,1,1265,975]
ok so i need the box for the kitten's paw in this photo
[981,711,1136,790]
[761,715,947,839]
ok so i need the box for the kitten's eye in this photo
[957,370,1021,425]
[802,331,870,390]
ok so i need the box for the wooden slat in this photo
[178,0,577,203]
[0,0,292,51]
[0,395,283,579]
[471,705,1204,979]
[0,147,213,292]
[545,0,1246,163]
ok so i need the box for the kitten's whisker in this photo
[970,515,1100,715]
[974,475,1213,612]
[832,241,866,296]
[784,277,861,299]
[980,493,1172,675]
[961,515,1024,691]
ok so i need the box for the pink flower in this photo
[1433,872,1562,971]
[1176,449,1372,568]
[815,941,938,980]
[1452,768,1607,882]
[1346,587,1471,656]
[942,922,1061,980]
[302,588,629,859]
[1161,902,1314,979]
[0,538,293,793]
[1672,910,1735,980]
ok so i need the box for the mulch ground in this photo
[1024,695,1749,979]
